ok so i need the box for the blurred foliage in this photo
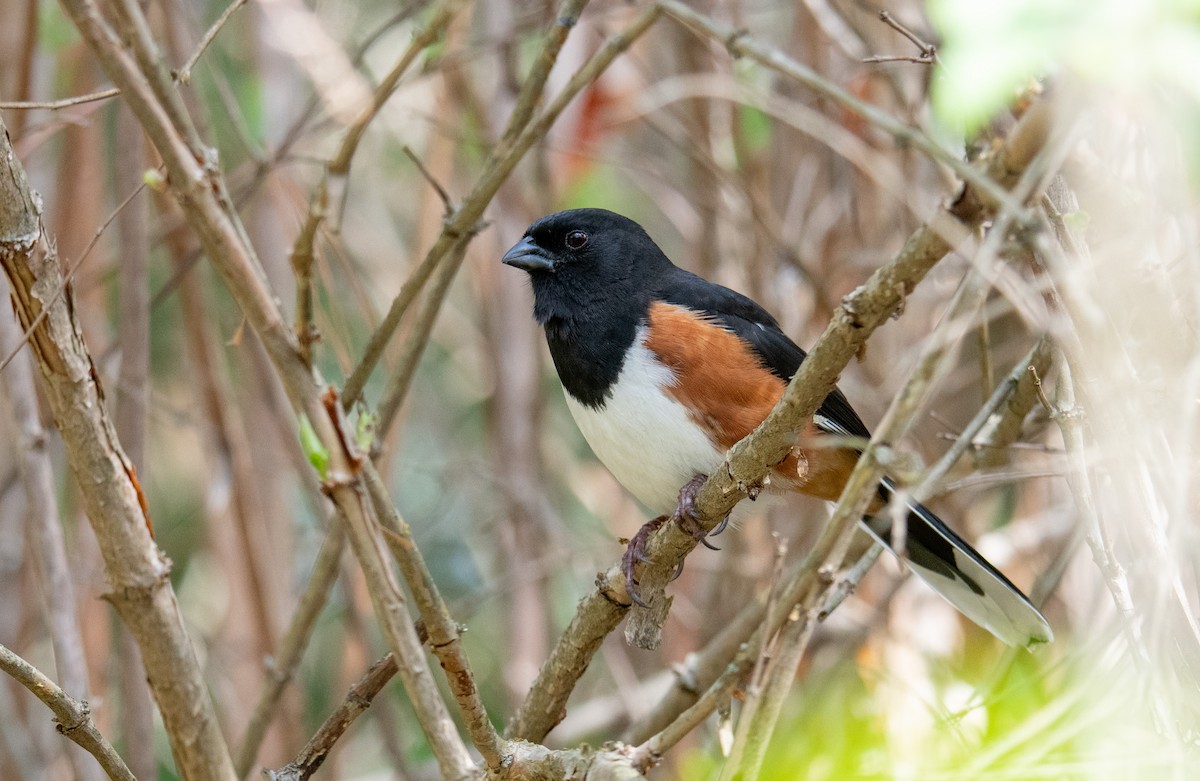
[931,0,1200,132]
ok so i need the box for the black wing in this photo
[656,267,871,440]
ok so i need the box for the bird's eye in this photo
[565,230,589,250]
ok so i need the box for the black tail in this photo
[861,478,1052,648]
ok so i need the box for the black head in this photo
[502,209,676,324]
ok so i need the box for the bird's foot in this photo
[671,474,728,549]
[621,475,728,608]
[622,515,676,608]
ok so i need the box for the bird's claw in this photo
[621,475,728,605]
[672,474,725,550]
[621,515,667,607]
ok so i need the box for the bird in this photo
[502,207,1052,648]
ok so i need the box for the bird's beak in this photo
[502,236,556,272]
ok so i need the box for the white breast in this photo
[563,327,725,515]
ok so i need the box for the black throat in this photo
[530,275,651,410]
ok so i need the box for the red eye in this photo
[565,230,589,250]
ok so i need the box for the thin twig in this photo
[0,644,135,781]
[289,0,467,365]
[0,87,121,110]
[264,654,399,781]
[402,145,455,216]
[913,337,1053,501]
[375,234,468,439]
[175,0,249,83]
[0,178,149,377]
[658,0,1018,215]
[865,10,939,65]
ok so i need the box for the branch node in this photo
[54,700,91,735]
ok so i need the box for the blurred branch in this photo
[1052,359,1142,647]
[264,654,398,781]
[235,522,347,779]
[0,644,134,781]
[375,234,468,439]
[290,0,467,365]
[657,0,1020,215]
[176,0,249,84]
[362,463,505,769]
[977,337,1055,468]
[0,87,120,110]
[341,1,661,409]
[916,337,1054,499]
[509,97,1054,744]
[863,10,939,65]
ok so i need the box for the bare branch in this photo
[0,644,134,781]
[0,88,121,110]
[0,108,238,779]
[265,654,398,781]
[176,0,250,84]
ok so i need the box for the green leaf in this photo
[298,414,330,480]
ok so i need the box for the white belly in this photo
[563,329,725,515]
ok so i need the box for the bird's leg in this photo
[622,515,668,608]
[672,474,726,550]
[622,475,725,607]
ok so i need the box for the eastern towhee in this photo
[503,208,1051,648]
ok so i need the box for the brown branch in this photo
[51,0,478,775]
[264,654,399,781]
[0,108,238,779]
[0,295,102,781]
[863,10,939,65]
[341,1,659,409]
[657,0,1016,214]
[0,644,134,781]
[175,0,249,83]
[375,234,468,439]
[507,97,1055,744]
